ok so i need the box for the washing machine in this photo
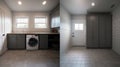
[26,35,39,50]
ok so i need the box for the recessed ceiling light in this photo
[91,2,95,6]
[42,1,47,5]
[18,1,22,5]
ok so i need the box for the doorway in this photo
[71,16,86,47]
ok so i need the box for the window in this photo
[75,24,83,30]
[51,16,60,28]
[16,17,29,28]
[34,17,47,28]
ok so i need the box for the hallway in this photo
[61,47,120,67]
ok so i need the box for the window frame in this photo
[75,23,84,30]
[15,16,29,29]
[34,16,47,29]
[51,16,60,28]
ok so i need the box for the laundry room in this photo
[0,0,59,67]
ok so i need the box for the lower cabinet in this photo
[7,34,25,50]
[16,38,25,49]
[39,34,60,50]
[7,34,60,50]
[39,35,48,49]
[48,34,60,50]
[7,36,17,49]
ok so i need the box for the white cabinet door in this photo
[71,19,86,47]
[51,17,55,27]
[52,16,60,28]
[0,9,3,51]
[0,9,5,53]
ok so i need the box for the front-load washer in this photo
[26,35,39,50]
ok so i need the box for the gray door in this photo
[99,14,112,48]
[87,15,99,48]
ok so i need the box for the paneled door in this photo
[99,14,112,48]
[86,13,112,48]
[71,19,86,47]
[87,15,99,48]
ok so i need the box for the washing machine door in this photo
[28,38,38,47]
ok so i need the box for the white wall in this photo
[112,4,120,55]
[60,5,71,56]
[71,15,86,46]
[12,12,50,33]
[0,0,12,55]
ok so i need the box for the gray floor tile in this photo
[0,50,59,67]
[61,47,120,67]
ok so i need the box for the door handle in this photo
[72,32,74,37]
[2,34,5,36]
[72,35,74,37]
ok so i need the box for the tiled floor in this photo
[60,47,120,67]
[0,50,59,67]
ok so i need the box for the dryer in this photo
[26,35,39,50]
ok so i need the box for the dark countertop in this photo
[7,32,59,35]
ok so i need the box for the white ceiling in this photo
[4,0,59,12]
[61,0,120,15]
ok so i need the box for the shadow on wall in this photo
[112,3,120,55]
[60,5,72,56]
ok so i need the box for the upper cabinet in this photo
[50,5,60,28]
[51,15,60,28]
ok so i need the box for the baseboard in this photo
[87,47,112,49]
